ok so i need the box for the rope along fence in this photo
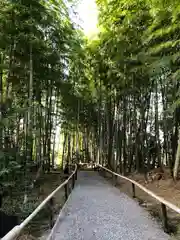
[97,164,180,233]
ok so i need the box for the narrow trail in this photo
[48,171,170,240]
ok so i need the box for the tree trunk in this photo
[155,80,161,168]
[62,132,67,169]
[173,128,180,180]
[122,96,127,175]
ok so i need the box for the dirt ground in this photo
[124,170,180,208]
[101,170,180,239]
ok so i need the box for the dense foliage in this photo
[0,0,83,204]
[2,0,180,212]
[62,0,180,180]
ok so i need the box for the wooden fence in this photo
[1,164,77,240]
[98,164,180,233]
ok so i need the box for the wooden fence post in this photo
[72,174,75,189]
[49,197,54,228]
[132,183,135,198]
[161,203,168,232]
[69,179,72,194]
[75,169,77,180]
[65,183,68,200]
[113,175,117,186]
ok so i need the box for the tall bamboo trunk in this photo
[62,132,67,169]
[24,42,33,204]
[47,82,53,172]
[27,43,33,163]
[122,96,127,175]
[173,128,180,180]
[67,134,71,164]
[0,53,4,149]
[76,100,80,158]
[52,90,59,168]
[128,98,133,173]
[107,93,116,170]
[160,79,172,175]
[155,80,161,168]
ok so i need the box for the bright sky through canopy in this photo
[76,0,98,37]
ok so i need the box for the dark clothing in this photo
[64,165,69,175]
[0,211,18,237]
[64,165,69,180]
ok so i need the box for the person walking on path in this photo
[64,162,69,180]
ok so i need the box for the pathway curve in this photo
[48,171,170,240]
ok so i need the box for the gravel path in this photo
[48,171,170,240]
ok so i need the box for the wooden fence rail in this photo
[1,164,78,240]
[98,164,180,232]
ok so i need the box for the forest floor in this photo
[104,171,180,239]
[1,170,66,240]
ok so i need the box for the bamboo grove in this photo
[62,0,180,181]
[1,0,180,206]
[0,0,84,202]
